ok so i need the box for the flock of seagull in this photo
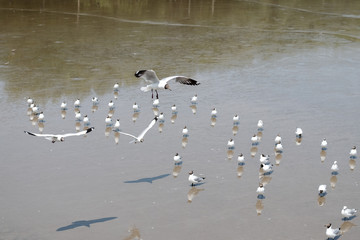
[23,69,358,239]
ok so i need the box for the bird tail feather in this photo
[140,86,151,92]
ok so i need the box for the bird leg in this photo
[155,90,159,99]
[151,89,154,99]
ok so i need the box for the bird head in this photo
[164,83,171,91]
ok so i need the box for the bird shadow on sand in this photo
[342,215,357,221]
[56,217,117,231]
[124,173,170,184]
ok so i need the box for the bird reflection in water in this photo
[227,150,234,160]
[108,109,115,118]
[182,137,188,148]
[210,117,216,127]
[237,165,244,178]
[232,125,238,136]
[256,199,264,216]
[123,225,141,240]
[256,131,263,141]
[349,158,356,170]
[318,196,326,206]
[190,104,197,114]
[320,150,327,162]
[275,153,282,166]
[340,221,356,235]
[250,146,258,158]
[172,164,182,178]
[105,126,112,137]
[259,175,272,187]
[171,112,177,124]
[187,187,205,203]
[38,122,44,133]
[330,175,337,189]
[295,137,302,145]
[152,107,159,117]
[75,122,81,132]
[132,112,139,123]
[114,131,120,144]
[113,91,119,99]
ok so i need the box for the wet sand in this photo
[0,1,360,239]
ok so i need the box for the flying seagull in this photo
[134,69,200,99]
[24,127,94,143]
[117,117,158,143]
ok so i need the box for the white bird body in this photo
[259,154,270,164]
[295,127,303,137]
[331,161,339,172]
[75,111,82,121]
[135,69,200,99]
[133,103,139,112]
[318,184,327,195]
[227,139,234,149]
[350,146,357,157]
[251,134,259,144]
[114,119,120,129]
[211,108,217,117]
[191,94,198,104]
[60,101,67,110]
[274,134,281,144]
[237,154,245,163]
[275,142,283,152]
[105,116,112,126]
[74,99,81,107]
[118,117,158,143]
[152,99,160,107]
[188,171,205,186]
[83,115,90,126]
[113,83,119,91]
[325,223,341,239]
[24,127,94,143]
[182,126,189,137]
[171,104,177,113]
[158,113,165,122]
[260,163,273,172]
[257,120,263,129]
[321,138,328,149]
[233,114,240,125]
[341,206,357,218]
[108,100,115,109]
[27,97,34,106]
[256,184,265,194]
[173,153,182,162]
[92,97,99,105]
[38,112,45,122]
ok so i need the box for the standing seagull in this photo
[24,127,94,143]
[134,69,200,99]
[341,206,357,220]
[325,223,341,240]
[117,117,158,143]
[188,171,205,186]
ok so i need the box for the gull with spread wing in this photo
[117,117,158,143]
[135,69,200,99]
[24,127,94,143]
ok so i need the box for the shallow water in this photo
[1,1,360,239]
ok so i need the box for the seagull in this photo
[237,153,245,165]
[350,146,357,158]
[233,114,240,125]
[158,112,165,123]
[295,127,303,138]
[275,142,283,153]
[188,171,205,186]
[74,99,81,108]
[92,97,99,105]
[251,134,259,145]
[24,127,94,143]
[331,161,339,173]
[318,184,327,196]
[105,115,112,127]
[257,120,263,131]
[75,111,82,121]
[27,97,34,106]
[274,134,281,144]
[211,108,217,117]
[174,153,182,163]
[113,83,119,91]
[227,139,235,150]
[117,117,158,143]
[341,206,357,219]
[108,100,115,110]
[83,115,90,126]
[133,102,139,112]
[135,69,200,99]
[325,223,341,240]
[256,183,265,195]
[191,94,198,104]
[60,101,67,110]
[260,163,273,173]
[259,154,270,164]
[152,98,160,108]
[182,126,189,138]
[321,138,328,150]
[38,112,45,123]
[113,119,121,130]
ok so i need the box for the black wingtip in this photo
[154,116,158,121]
[135,70,147,78]
[86,127,95,134]
[24,131,36,136]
